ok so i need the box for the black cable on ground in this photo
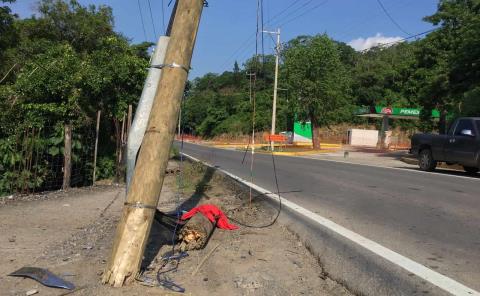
[227,149,282,229]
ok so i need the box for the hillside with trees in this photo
[183,0,480,146]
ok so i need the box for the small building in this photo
[347,129,379,147]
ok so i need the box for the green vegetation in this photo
[0,0,149,195]
[283,35,353,148]
[183,0,480,142]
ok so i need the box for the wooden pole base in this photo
[102,207,154,286]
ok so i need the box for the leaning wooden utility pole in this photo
[102,0,204,287]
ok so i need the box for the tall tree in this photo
[353,42,417,108]
[283,34,352,149]
[0,0,18,77]
[426,0,480,94]
[25,0,115,53]
[412,0,480,131]
[233,60,240,73]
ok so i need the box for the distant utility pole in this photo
[263,28,281,151]
[246,72,256,104]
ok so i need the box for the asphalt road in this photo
[177,142,480,291]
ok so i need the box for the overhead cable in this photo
[376,0,411,35]
[137,0,148,41]
[147,0,158,39]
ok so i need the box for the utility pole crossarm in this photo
[262,30,279,35]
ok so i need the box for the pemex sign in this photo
[356,106,440,119]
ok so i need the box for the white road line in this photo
[182,151,480,296]
[296,156,480,181]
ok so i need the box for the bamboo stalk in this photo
[93,110,101,184]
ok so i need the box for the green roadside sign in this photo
[294,121,312,139]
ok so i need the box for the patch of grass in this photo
[175,162,205,192]
[170,146,180,159]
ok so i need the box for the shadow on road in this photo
[375,150,410,160]
[397,167,480,179]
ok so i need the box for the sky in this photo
[8,0,439,78]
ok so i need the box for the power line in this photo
[264,0,303,25]
[147,0,158,39]
[376,0,411,36]
[255,0,260,70]
[233,0,328,68]
[269,0,315,27]
[137,0,148,41]
[261,0,265,63]
[217,0,312,72]
[334,0,417,41]
[361,28,437,52]
[276,0,329,28]
[161,0,166,35]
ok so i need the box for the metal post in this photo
[126,36,170,188]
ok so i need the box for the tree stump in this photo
[179,213,214,251]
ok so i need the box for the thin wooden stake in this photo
[93,110,101,184]
[192,243,221,276]
[62,124,72,190]
[127,104,133,139]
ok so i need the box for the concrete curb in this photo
[182,153,471,296]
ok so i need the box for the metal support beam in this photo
[126,36,170,189]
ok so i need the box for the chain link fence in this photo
[0,123,95,196]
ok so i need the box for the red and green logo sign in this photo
[356,106,440,118]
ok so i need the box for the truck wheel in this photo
[463,166,479,175]
[419,149,437,171]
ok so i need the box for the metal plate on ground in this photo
[9,267,75,290]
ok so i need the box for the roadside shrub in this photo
[95,156,115,181]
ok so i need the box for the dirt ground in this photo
[0,160,352,296]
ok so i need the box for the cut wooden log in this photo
[179,213,214,251]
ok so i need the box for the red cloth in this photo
[181,204,238,230]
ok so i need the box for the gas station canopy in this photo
[355,106,440,120]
